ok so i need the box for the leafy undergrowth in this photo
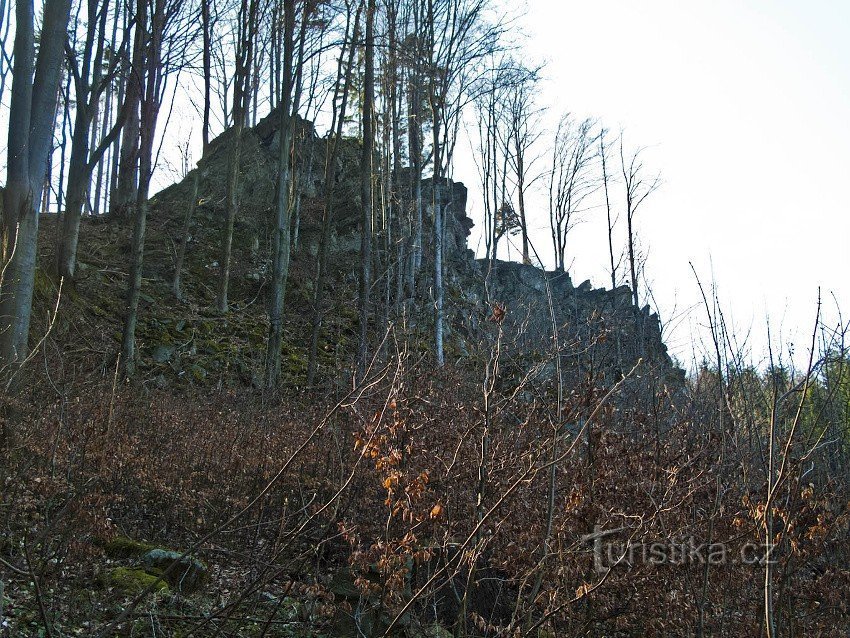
[1,348,848,637]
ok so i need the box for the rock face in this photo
[149,108,680,385]
[457,260,679,385]
[154,109,324,214]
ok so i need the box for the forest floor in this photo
[0,215,847,637]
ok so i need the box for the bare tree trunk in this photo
[407,0,423,293]
[626,202,638,307]
[217,0,257,313]
[86,100,101,214]
[55,69,73,215]
[306,3,359,385]
[264,0,296,388]
[619,137,659,309]
[601,131,616,290]
[172,168,201,300]
[0,0,35,348]
[58,0,128,280]
[121,0,165,377]
[515,146,529,265]
[58,124,91,278]
[356,0,375,381]
[111,6,143,221]
[201,0,212,155]
[108,27,128,214]
[433,177,444,366]
[408,63,423,286]
[93,2,120,215]
[269,0,277,110]
[93,84,111,215]
[0,0,71,376]
[387,0,405,314]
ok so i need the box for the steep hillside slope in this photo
[33,107,680,393]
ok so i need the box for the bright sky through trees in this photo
[460,0,850,368]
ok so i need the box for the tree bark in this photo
[356,0,375,381]
[111,8,143,221]
[93,0,121,215]
[57,0,128,280]
[218,0,258,313]
[514,134,529,264]
[305,3,359,386]
[201,0,212,155]
[264,0,296,388]
[172,168,201,300]
[0,0,71,375]
[601,131,616,290]
[121,0,165,377]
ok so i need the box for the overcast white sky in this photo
[459,0,850,368]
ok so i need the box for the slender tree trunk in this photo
[93,84,111,215]
[356,0,375,381]
[601,132,616,290]
[217,0,257,313]
[433,177,444,366]
[0,0,71,376]
[121,0,164,377]
[58,0,128,280]
[627,203,638,307]
[264,0,296,388]
[86,106,100,214]
[172,168,201,300]
[387,0,405,314]
[251,50,259,126]
[108,35,127,214]
[58,108,127,279]
[515,138,529,264]
[111,7,143,221]
[216,119,244,312]
[57,119,91,278]
[269,1,277,109]
[408,60,423,286]
[93,3,119,215]
[425,0,445,366]
[56,70,72,214]
[306,4,359,385]
[407,0,423,290]
[201,0,212,155]
[1,0,35,331]
[292,131,315,253]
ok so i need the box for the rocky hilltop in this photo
[38,107,680,391]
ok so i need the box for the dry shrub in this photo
[1,351,848,637]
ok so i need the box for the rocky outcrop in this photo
[452,260,680,385]
[147,108,680,385]
[154,109,324,213]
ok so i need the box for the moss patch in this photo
[104,536,158,559]
[104,567,169,595]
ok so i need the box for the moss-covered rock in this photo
[104,536,157,559]
[142,548,208,593]
[104,567,169,595]
[104,537,206,593]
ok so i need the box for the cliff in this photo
[35,107,680,390]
